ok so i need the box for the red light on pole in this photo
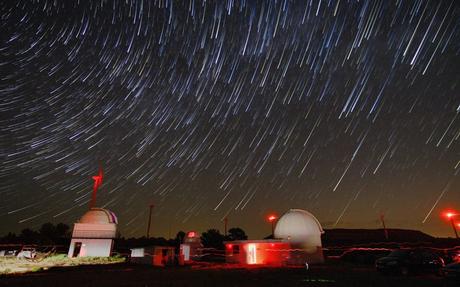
[442,210,459,239]
[267,215,277,238]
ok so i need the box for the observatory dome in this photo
[79,208,118,224]
[274,209,323,245]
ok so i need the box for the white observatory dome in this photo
[79,208,118,224]
[274,209,323,246]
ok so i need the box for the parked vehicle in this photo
[16,247,37,259]
[447,248,460,263]
[5,250,18,257]
[375,249,444,275]
[340,248,391,265]
[441,262,460,279]
[424,247,460,265]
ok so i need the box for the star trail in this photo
[1,0,459,239]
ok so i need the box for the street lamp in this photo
[444,211,459,239]
[268,215,277,238]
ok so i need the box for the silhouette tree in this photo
[39,223,57,244]
[0,232,18,244]
[1,223,70,245]
[19,228,40,244]
[56,223,70,238]
[201,229,225,249]
[175,231,186,244]
[227,227,248,241]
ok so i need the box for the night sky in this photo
[1,0,459,239]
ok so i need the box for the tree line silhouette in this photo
[0,223,248,251]
[0,223,71,245]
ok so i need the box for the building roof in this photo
[274,209,324,241]
[79,208,118,224]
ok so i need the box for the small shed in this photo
[179,231,203,262]
[130,246,175,266]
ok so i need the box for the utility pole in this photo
[449,216,459,239]
[447,213,458,239]
[224,217,228,237]
[147,203,154,238]
[443,212,459,239]
[380,213,389,240]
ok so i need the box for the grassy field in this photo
[0,254,125,275]
[0,262,458,287]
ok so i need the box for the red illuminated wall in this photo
[226,242,290,265]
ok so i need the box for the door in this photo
[73,242,82,257]
[247,244,257,264]
[182,245,190,261]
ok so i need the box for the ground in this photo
[0,262,458,287]
[0,255,124,274]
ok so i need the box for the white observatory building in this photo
[68,208,118,258]
[225,209,324,265]
[274,209,323,249]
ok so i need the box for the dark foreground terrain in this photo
[0,262,458,287]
